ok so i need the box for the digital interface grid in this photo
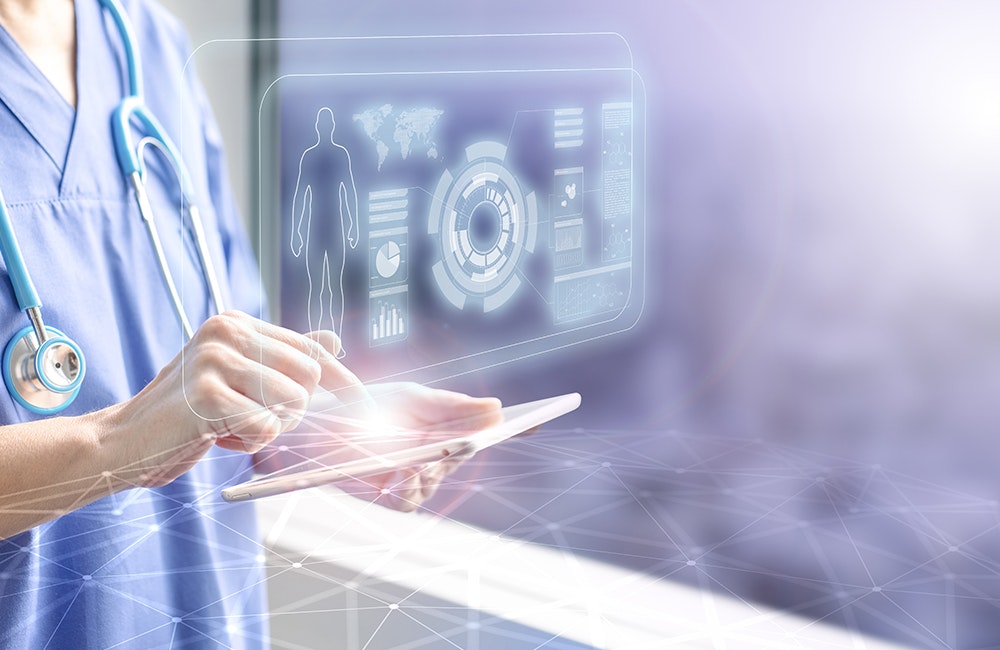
[5,422,997,648]
[266,426,1000,649]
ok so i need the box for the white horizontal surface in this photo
[258,490,909,649]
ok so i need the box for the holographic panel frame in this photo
[257,34,646,385]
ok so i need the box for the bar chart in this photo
[369,286,408,345]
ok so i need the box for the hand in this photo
[0,312,368,539]
[109,312,366,488]
[256,382,502,512]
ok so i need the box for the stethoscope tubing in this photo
[0,187,42,314]
[105,0,228,337]
[98,0,143,99]
[112,97,197,198]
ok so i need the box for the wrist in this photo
[83,403,142,492]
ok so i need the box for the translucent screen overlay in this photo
[260,34,646,384]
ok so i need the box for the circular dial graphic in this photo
[375,241,402,279]
[429,141,538,313]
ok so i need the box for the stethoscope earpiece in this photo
[2,326,85,414]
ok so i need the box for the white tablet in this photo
[221,392,581,503]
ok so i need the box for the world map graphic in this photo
[353,104,444,171]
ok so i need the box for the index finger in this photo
[304,330,376,413]
[225,313,375,412]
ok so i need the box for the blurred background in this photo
[163,1,1000,647]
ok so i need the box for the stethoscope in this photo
[0,0,226,415]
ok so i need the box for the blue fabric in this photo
[0,1,268,648]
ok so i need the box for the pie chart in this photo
[375,241,402,279]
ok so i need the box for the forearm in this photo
[1,313,371,539]
[0,404,137,539]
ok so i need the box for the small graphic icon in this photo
[553,218,584,269]
[554,107,584,149]
[290,107,359,357]
[368,226,407,290]
[429,141,538,313]
[553,167,584,218]
[353,104,444,171]
[561,183,577,208]
[369,286,408,346]
[375,240,402,279]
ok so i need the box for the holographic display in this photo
[266,34,646,383]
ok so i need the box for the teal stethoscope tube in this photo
[101,0,226,337]
[112,96,197,199]
[99,0,193,196]
[0,186,41,313]
[98,0,142,99]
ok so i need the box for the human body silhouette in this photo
[291,107,359,356]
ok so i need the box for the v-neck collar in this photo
[0,3,78,177]
[59,0,121,197]
[0,0,128,199]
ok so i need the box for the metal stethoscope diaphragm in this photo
[2,325,85,414]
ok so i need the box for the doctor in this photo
[0,0,500,648]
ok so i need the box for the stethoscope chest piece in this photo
[3,326,85,414]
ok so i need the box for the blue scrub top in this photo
[0,1,269,648]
